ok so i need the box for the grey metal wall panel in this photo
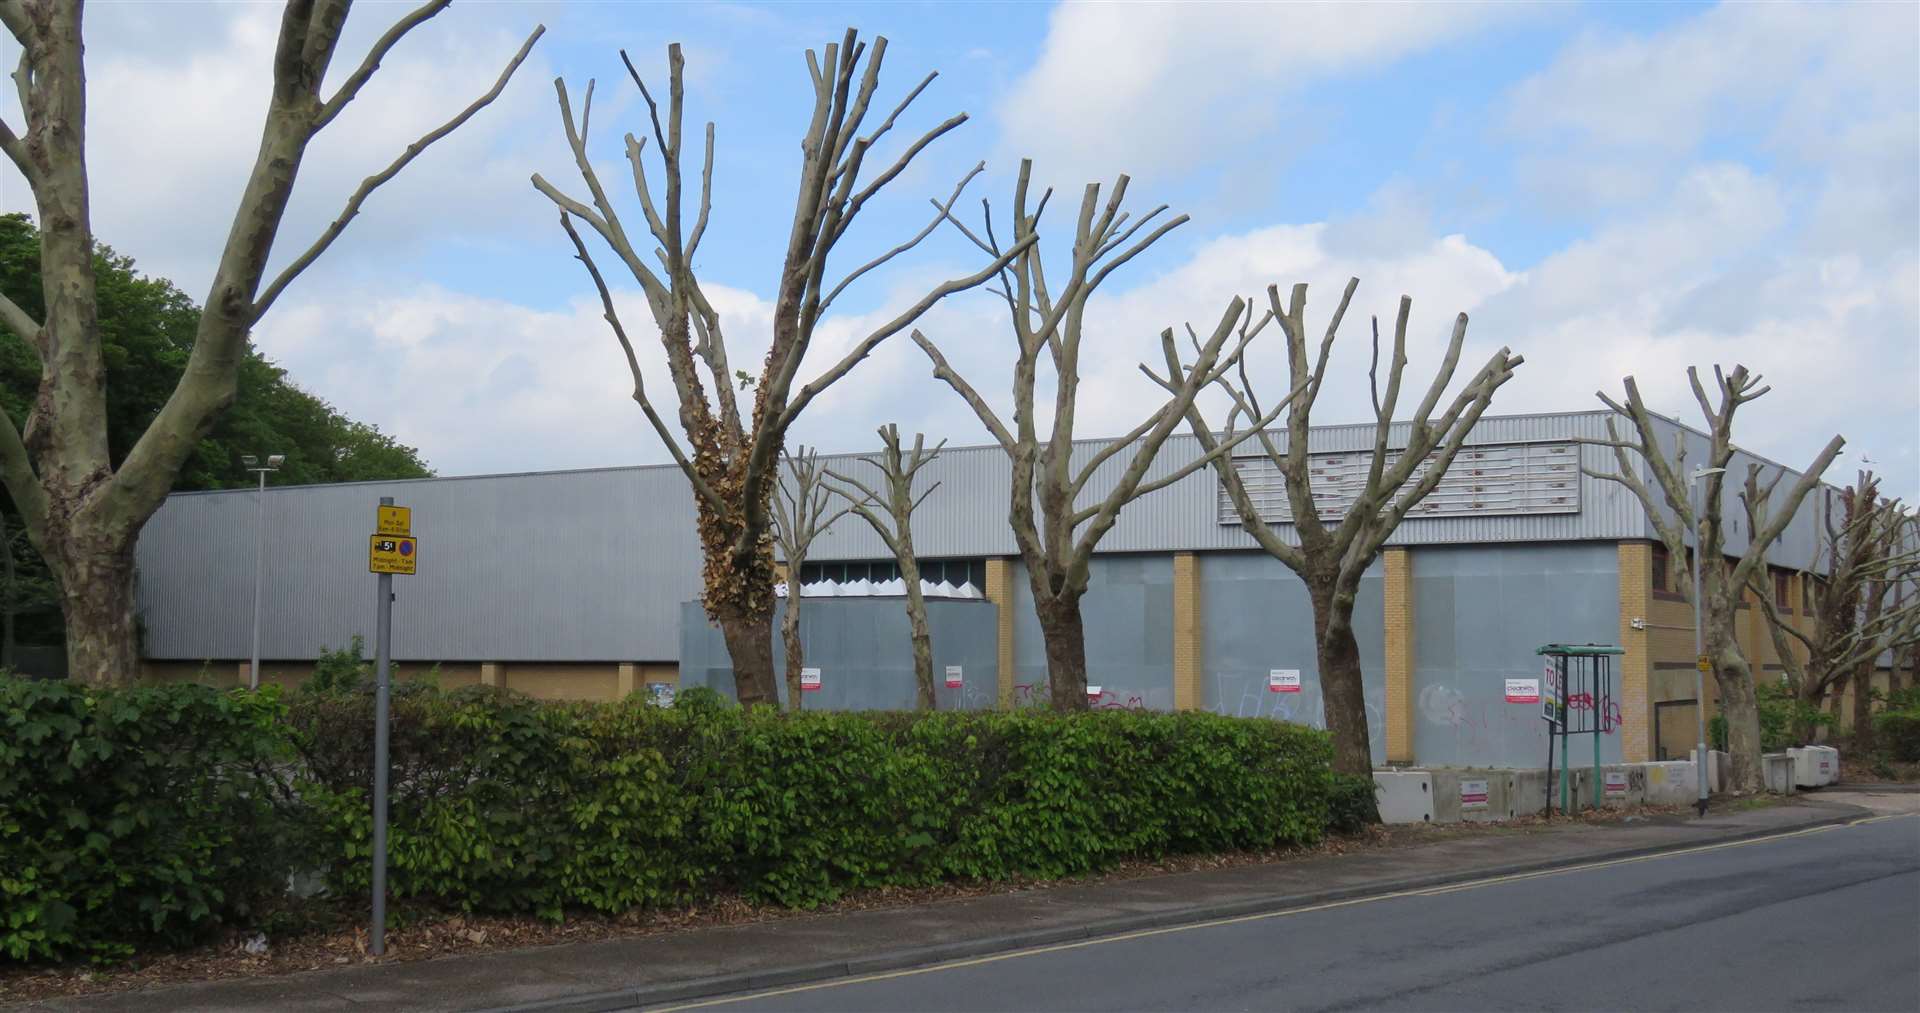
[1197,553,1387,765]
[133,410,1832,663]
[678,598,998,711]
[1009,555,1176,711]
[1411,543,1623,768]
[135,468,703,662]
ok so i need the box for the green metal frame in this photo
[1537,644,1624,816]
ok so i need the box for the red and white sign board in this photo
[945,665,963,689]
[1505,678,1541,704]
[1460,780,1489,809]
[1604,771,1629,797]
[1087,685,1102,700]
[1268,669,1302,693]
[800,667,822,692]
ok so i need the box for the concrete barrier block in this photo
[1637,760,1699,805]
[1762,753,1797,795]
[1373,769,1434,824]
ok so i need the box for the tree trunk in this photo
[2,514,15,671]
[779,593,805,712]
[58,540,138,686]
[1712,652,1766,794]
[1852,660,1876,753]
[1796,677,1828,745]
[903,576,934,711]
[718,608,778,707]
[1310,580,1375,779]
[1036,592,1088,710]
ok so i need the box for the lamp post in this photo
[241,454,284,690]
[1690,464,1725,817]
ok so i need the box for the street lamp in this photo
[241,454,284,690]
[1690,464,1726,817]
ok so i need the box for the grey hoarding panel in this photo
[1009,555,1176,711]
[1197,553,1387,765]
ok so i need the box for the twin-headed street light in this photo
[242,454,285,690]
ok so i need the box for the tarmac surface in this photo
[673,812,1920,1012]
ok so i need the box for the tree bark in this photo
[1311,580,1375,777]
[779,592,805,712]
[718,608,777,707]
[901,557,934,710]
[1036,592,1088,710]
[54,538,137,686]
[1852,660,1876,752]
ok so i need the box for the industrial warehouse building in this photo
[134,409,1847,769]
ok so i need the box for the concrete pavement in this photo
[691,811,1920,1012]
[15,798,1882,1013]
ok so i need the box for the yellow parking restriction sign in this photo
[369,535,418,575]
[377,505,412,536]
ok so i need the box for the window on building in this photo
[798,558,987,589]
[1774,569,1792,610]
[1651,544,1669,593]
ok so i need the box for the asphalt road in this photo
[657,815,1920,1013]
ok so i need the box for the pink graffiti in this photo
[1090,689,1146,711]
[1013,682,1043,706]
[1565,693,1625,732]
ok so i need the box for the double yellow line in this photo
[651,813,1913,1011]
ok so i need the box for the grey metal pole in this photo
[249,468,266,691]
[371,496,394,956]
[1693,475,1710,817]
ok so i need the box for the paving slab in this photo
[19,799,1870,1013]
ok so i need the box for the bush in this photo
[6,678,1345,964]
[1876,709,1920,763]
[282,693,1340,915]
[1710,682,1829,753]
[0,678,294,963]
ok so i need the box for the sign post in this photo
[366,497,417,957]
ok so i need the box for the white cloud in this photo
[996,1,1525,186]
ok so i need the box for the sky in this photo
[2,1,1915,497]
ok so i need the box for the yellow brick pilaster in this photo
[985,558,1015,708]
[1172,552,1201,711]
[480,662,502,688]
[1618,542,1652,762]
[618,662,638,698]
[1383,548,1414,764]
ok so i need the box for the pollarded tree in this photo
[770,446,852,711]
[1751,471,1920,743]
[535,31,1023,706]
[1584,366,1843,793]
[1160,279,1522,776]
[823,424,943,709]
[0,0,541,684]
[916,161,1296,709]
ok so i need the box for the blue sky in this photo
[2,1,1914,495]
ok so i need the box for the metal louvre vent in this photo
[1218,441,1581,524]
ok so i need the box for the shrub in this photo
[1876,709,1920,763]
[282,694,1341,915]
[0,677,294,963]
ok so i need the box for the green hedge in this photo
[4,678,1345,964]
[1876,709,1920,763]
[0,678,294,962]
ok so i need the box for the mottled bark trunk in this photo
[1796,677,1829,745]
[902,560,934,710]
[780,594,804,712]
[718,608,777,707]
[1311,579,1375,779]
[57,539,137,686]
[1036,592,1088,711]
[1852,660,1876,752]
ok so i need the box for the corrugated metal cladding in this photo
[133,410,1830,662]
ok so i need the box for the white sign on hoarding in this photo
[1268,669,1302,693]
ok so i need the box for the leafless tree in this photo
[916,160,1295,709]
[0,0,541,684]
[823,424,943,709]
[769,446,853,711]
[1751,472,1920,744]
[1161,280,1522,776]
[534,31,1023,706]
[1584,366,1843,793]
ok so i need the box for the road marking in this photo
[646,813,1914,1011]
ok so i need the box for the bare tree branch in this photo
[312,0,451,132]
[253,23,546,321]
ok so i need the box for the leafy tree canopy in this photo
[0,212,431,492]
